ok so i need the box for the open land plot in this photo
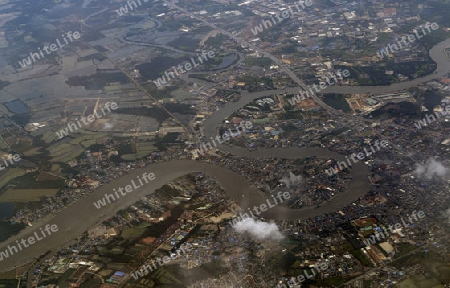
[397,275,442,288]
[89,114,159,133]
[68,133,108,147]
[22,147,43,157]
[0,188,59,202]
[51,164,61,173]
[0,261,32,279]
[0,168,26,190]
[49,142,85,163]
[0,136,9,150]
[121,227,147,240]
[121,150,155,160]
[41,129,62,144]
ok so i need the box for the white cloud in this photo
[279,172,302,188]
[445,208,450,222]
[413,158,448,179]
[233,217,284,240]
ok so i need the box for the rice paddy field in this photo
[0,188,59,202]
[392,251,450,288]
[0,168,26,190]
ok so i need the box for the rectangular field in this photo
[0,168,26,190]
[0,188,59,202]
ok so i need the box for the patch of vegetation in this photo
[154,133,183,151]
[114,107,171,124]
[78,30,105,42]
[278,110,305,120]
[163,103,196,115]
[9,171,65,189]
[117,142,137,155]
[422,89,442,112]
[205,33,229,47]
[10,114,30,126]
[158,17,199,32]
[336,59,436,86]
[322,94,351,112]
[188,74,214,82]
[245,57,273,68]
[77,53,107,62]
[0,279,19,288]
[276,44,298,54]
[237,76,274,91]
[142,82,181,100]
[136,56,191,81]
[168,36,199,53]
[310,276,345,286]
[350,249,373,267]
[395,243,418,258]
[93,45,109,53]
[66,72,130,90]
[0,80,10,90]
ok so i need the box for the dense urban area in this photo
[0,0,449,287]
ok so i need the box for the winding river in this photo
[0,38,449,272]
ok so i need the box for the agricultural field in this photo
[392,251,450,288]
[396,275,446,288]
[22,147,42,157]
[121,222,151,240]
[0,188,59,202]
[0,136,9,150]
[48,142,85,163]
[47,132,112,162]
[68,133,108,148]
[122,144,157,161]
[0,168,26,190]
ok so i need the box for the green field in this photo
[0,188,59,202]
[0,168,26,190]
[0,279,19,288]
[49,142,85,163]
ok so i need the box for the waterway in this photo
[0,38,449,272]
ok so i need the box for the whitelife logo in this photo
[191,121,253,158]
[324,140,388,176]
[363,211,426,247]
[0,224,58,261]
[229,192,291,228]
[93,172,156,209]
[131,243,193,279]
[250,0,313,36]
[116,0,150,16]
[153,50,216,88]
[0,154,21,171]
[277,262,329,287]
[18,31,81,68]
[288,70,350,106]
[56,102,118,139]
[413,105,450,129]
[377,22,439,58]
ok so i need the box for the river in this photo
[0,38,448,272]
